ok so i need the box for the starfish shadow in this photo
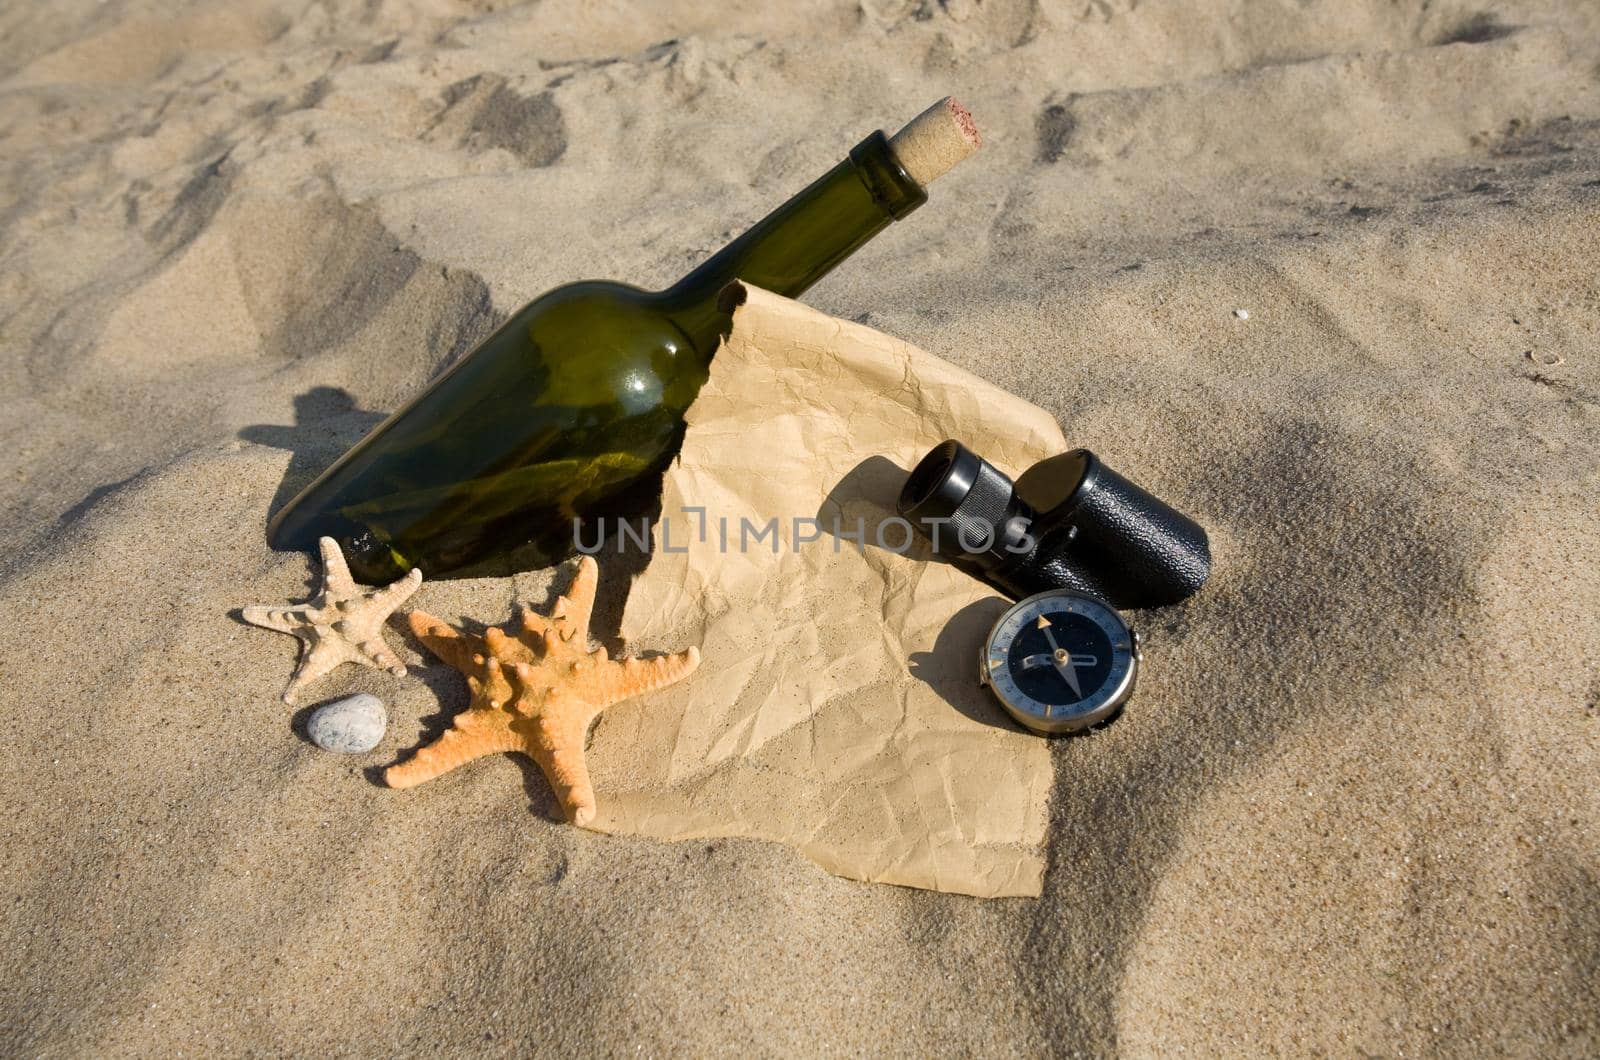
[364,619,473,790]
[360,672,565,825]
[511,757,567,825]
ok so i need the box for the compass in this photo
[979,590,1140,735]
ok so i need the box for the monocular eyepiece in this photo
[899,441,977,520]
[898,440,1035,571]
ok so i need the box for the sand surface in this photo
[2,0,1598,1053]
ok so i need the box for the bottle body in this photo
[268,132,927,581]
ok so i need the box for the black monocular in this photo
[896,440,1210,610]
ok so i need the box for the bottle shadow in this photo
[238,386,387,530]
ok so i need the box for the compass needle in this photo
[1056,657,1083,698]
[1035,614,1087,698]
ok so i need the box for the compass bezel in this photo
[979,591,1137,734]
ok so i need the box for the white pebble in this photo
[306,693,387,754]
[1233,308,1250,320]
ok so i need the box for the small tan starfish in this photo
[242,536,422,703]
[385,555,699,827]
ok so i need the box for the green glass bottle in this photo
[268,99,979,581]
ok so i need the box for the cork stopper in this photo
[887,97,982,187]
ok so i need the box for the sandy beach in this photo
[2,0,1598,1053]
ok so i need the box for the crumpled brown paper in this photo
[588,283,1067,898]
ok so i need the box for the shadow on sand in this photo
[238,385,387,529]
[818,455,1023,735]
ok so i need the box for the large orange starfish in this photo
[385,556,699,827]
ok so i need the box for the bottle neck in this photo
[660,131,927,348]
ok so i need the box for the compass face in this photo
[982,592,1136,734]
